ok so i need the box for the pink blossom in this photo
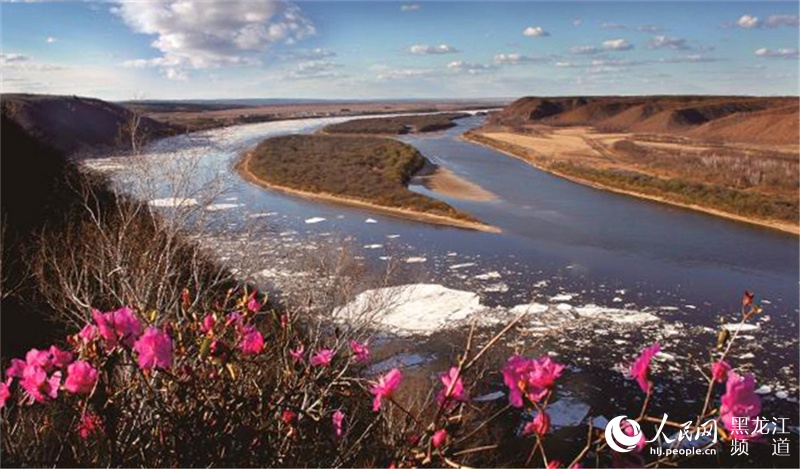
[630,344,660,393]
[310,349,333,367]
[719,371,762,440]
[64,361,98,395]
[711,360,731,383]
[49,346,73,369]
[280,314,289,328]
[432,429,447,448]
[547,461,562,469]
[437,367,467,408]
[93,306,142,348]
[20,365,60,404]
[621,419,646,453]
[247,294,261,313]
[289,344,305,362]
[79,324,97,343]
[6,358,27,379]
[200,314,216,335]
[349,340,370,362]
[77,411,102,439]
[502,355,565,407]
[240,326,264,355]
[332,410,345,438]
[370,368,403,411]
[133,327,173,370]
[281,410,297,425]
[0,379,11,408]
[523,411,550,438]
[26,348,52,371]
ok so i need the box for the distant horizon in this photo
[2,0,798,100]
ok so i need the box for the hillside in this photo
[1,93,176,155]
[491,96,799,145]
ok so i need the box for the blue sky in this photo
[1,1,798,100]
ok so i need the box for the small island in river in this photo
[321,112,469,135]
[237,134,498,232]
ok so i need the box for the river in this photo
[87,113,799,423]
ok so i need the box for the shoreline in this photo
[462,132,800,236]
[236,150,501,233]
[414,166,498,202]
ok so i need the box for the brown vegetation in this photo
[241,134,486,227]
[322,112,469,135]
[493,96,799,145]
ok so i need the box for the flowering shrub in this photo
[0,290,787,467]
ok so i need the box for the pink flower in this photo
[502,355,565,407]
[281,410,297,425]
[289,344,305,362]
[79,324,97,343]
[6,358,27,379]
[77,411,102,439]
[200,314,216,335]
[0,379,11,408]
[226,312,243,328]
[630,344,660,393]
[26,348,53,371]
[247,294,261,313]
[133,327,173,370]
[547,461,562,469]
[621,419,646,453]
[310,349,333,367]
[432,429,447,448]
[437,367,468,408]
[240,326,264,355]
[332,410,345,438]
[711,360,731,383]
[349,340,370,362]
[64,361,98,395]
[719,371,762,440]
[523,411,550,438]
[49,346,73,369]
[370,368,403,411]
[20,365,60,404]
[93,306,142,348]
[280,314,289,328]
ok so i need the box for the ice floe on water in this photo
[405,257,427,264]
[363,244,383,250]
[334,284,486,336]
[449,262,476,270]
[205,203,243,211]
[722,323,760,332]
[365,218,378,224]
[148,197,199,207]
[550,293,575,302]
[305,217,326,224]
[474,271,502,280]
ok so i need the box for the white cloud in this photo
[375,68,432,81]
[573,18,583,26]
[602,38,633,51]
[636,25,662,33]
[600,22,627,30]
[522,26,549,37]
[0,53,30,64]
[591,58,643,67]
[400,4,420,12]
[648,35,691,50]
[764,14,799,27]
[755,48,799,59]
[493,53,546,65]
[408,44,459,55]
[283,48,336,60]
[570,45,600,55]
[0,53,63,71]
[737,13,798,29]
[737,14,761,29]
[446,60,496,74]
[46,36,56,43]
[113,0,315,79]
[658,55,719,64]
[288,60,342,79]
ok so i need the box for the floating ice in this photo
[550,293,574,302]
[305,217,326,224]
[365,218,378,224]
[363,244,383,249]
[334,284,485,335]
[475,271,502,280]
[148,197,198,207]
[449,262,476,270]
[722,323,760,332]
[206,203,243,211]
[405,257,427,264]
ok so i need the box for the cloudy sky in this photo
[1,1,798,100]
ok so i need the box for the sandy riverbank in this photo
[462,131,799,236]
[237,150,501,233]
[415,167,498,202]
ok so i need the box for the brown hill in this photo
[492,96,799,144]
[1,93,175,155]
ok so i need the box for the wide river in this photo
[91,113,798,405]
